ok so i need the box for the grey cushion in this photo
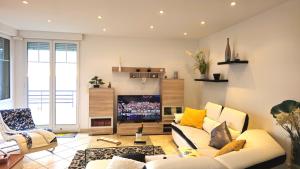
[209,122,232,149]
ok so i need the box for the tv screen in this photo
[118,95,161,122]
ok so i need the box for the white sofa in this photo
[171,102,286,169]
[86,102,286,169]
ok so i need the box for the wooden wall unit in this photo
[89,88,114,135]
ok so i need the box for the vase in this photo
[292,140,300,168]
[200,74,206,79]
[225,38,231,62]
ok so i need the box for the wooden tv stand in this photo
[117,122,165,135]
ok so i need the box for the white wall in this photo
[198,0,300,160]
[79,36,199,129]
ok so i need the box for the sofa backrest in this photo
[204,102,223,121]
[203,102,249,138]
[218,107,248,133]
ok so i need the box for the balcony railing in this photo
[28,90,76,107]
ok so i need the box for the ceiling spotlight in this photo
[22,1,29,4]
[201,21,206,25]
[159,10,164,15]
[97,16,103,19]
[230,1,237,6]
[102,28,107,32]
[150,25,154,29]
[47,19,52,23]
[183,32,188,36]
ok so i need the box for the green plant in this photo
[89,76,105,87]
[271,100,300,166]
[193,51,208,74]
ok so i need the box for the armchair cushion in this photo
[0,108,35,131]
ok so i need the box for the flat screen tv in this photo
[117,95,161,122]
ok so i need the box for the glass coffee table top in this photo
[88,135,153,148]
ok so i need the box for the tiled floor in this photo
[23,133,178,169]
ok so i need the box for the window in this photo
[0,37,10,100]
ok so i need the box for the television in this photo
[117,95,161,122]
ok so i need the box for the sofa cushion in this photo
[215,130,286,169]
[180,107,206,129]
[205,102,223,121]
[145,156,226,169]
[218,107,246,133]
[171,123,218,157]
[209,122,232,149]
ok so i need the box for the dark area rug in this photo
[68,145,165,169]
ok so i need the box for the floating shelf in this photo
[194,79,228,82]
[112,66,165,73]
[112,66,165,79]
[217,60,248,65]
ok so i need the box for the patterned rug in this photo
[68,145,165,169]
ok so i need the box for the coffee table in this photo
[85,135,154,165]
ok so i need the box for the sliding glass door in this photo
[27,41,78,131]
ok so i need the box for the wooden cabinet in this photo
[117,122,163,135]
[89,88,114,135]
[160,79,184,134]
[160,79,184,107]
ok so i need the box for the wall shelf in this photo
[112,66,165,79]
[217,60,248,65]
[194,79,228,82]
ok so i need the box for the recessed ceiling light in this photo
[201,21,206,25]
[183,32,188,36]
[102,28,107,32]
[22,1,29,4]
[97,16,103,19]
[230,1,237,6]
[47,19,52,23]
[159,10,164,15]
[150,25,154,29]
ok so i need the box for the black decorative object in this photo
[108,82,111,88]
[225,38,231,62]
[147,68,151,72]
[136,69,140,72]
[213,73,221,81]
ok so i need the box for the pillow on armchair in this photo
[106,156,145,169]
[0,108,36,131]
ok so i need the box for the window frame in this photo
[0,33,13,107]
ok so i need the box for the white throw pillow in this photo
[174,113,183,123]
[106,156,145,169]
[203,117,220,134]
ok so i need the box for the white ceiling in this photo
[0,0,287,39]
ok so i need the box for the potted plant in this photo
[271,100,300,167]
[89,76,105,88]
[193,51,208,79]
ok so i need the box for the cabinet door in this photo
[161,79,184,106]
[89,88,114,117]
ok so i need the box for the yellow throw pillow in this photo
[180,107,206,129]
[214,140,246,157]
